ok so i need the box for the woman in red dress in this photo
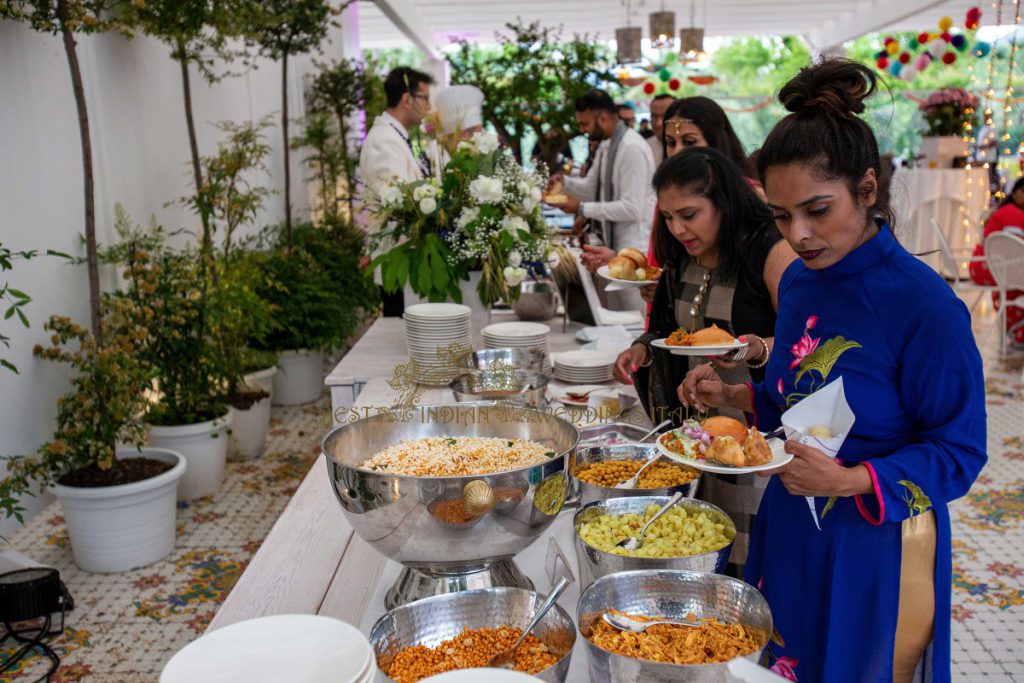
[969,176,1024,345]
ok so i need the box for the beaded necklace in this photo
[688,255,712,332]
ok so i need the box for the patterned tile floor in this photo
[1,302,1022,682]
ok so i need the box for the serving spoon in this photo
[614,491,684,551]
[487,577,571,669]
[602,612,701,632]
[614,419,672,490]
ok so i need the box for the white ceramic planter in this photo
[148,410,233,501]
[230,394,271,460]
[243,365,278,400]
[51,448,186,573]
[272,350,324,405]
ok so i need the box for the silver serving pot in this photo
[577,569,772,682]
[459,347,547,374]
[573,496,735,589]
[371,587,576,683]
[513,280,558,321]
[322,403,579,607]
[569,444,700,508]
[449,369,549,408]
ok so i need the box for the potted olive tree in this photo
[0,300,187,573]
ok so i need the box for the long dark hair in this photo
[661,97,751,176]
[757,58,895,227]
[653,147,777,280]
[1000,177,1024,208]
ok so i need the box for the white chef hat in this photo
[433,85,484,134]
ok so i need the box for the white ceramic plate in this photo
[422,668,543,682]
[552,349,618,368]
[549,384,611,406]
[656,431,793,474]
[482,322,550,338]
[596,264,657,287]
[650,338,747,358]
[404,303,472,319]
[160,614,372,683]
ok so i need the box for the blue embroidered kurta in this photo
[745,226,986,682]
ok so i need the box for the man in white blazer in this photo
[359,67,434,315]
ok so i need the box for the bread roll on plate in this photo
[617,248,647,269]
[607,256,636,280]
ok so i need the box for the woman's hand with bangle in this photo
[678,364,752,413]
[708,333,769,370]
[614,343,649,384]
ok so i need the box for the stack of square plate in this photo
[550,349,617,383]
[481,322,552,374]
[404,303,473,385]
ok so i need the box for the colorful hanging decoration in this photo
[873,7,991,82]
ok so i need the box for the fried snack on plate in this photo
[742,428,773,466]
[701,416,748,444]
[705,436,744,467]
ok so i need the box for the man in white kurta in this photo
[358,67,434,314]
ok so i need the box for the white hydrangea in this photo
[469,176,504,204]
[501,215,529,236]
[379,185,404,208]
[530,187,542,203]
[473,132,500,155]
[419,197,437,214]
[508,251,523,267]
[503,266,526,287]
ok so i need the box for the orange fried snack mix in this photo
[588,611,762,665]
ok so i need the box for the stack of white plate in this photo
[160,614,374,683]
[404,303,473,385]
[481,322,552,374]
[551,349,617,383]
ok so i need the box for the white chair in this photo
[984,230,1024,356]
[909,197,974,274]
[931,218,997,313]
[570,248,645,328]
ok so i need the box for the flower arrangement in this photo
[364,130,559,307]
[919,88,980,137]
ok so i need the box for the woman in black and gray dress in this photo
[613,147,796,576]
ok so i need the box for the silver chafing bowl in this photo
[570,444,700,508]
[370,587,576,683]
[322,403,579,607]
[577,569,772,682]
[449,369,549,408]
[459,347,547,374]
[573,496,735,589]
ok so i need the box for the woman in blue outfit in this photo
[680,59,986,682]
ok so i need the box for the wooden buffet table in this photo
[208,312,650,682]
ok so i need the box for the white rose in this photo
[419,197,437,214]
[508,251,523,267]
[517,181,531,196]
[412,184,438,201]
[500,216,529,236]
[455,207,480,230]
[379,185,404,208]
[530,187,542,202]
[473,132,499,154]
[503,266,526,287]
[469,176,504,204]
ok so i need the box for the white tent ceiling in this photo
[356,0,991,58]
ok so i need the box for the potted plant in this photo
[0,305,186,573]
[918,88,978,168]
[103,209,232,500]
[251,221,378,405]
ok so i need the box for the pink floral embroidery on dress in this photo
[789,316,821,370]
[770,656,800,681]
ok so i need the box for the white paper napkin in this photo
[780,377,855,530]
[577,325,630,342]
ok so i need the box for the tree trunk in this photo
[178,46,210,252]
[59,17,102,347]
[282,52,292,250]
[336,107,355,220]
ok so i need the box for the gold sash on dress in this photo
[892,510,937,683]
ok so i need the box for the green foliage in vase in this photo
[0,290,152,521]
[446,19,615,167]
[0,244,36,373]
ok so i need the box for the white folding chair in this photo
[931,218,997,313]
[571,248,645,328]
[909,197,975,275]
[984,230,1024,356]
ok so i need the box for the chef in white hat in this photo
[433,84,485,137]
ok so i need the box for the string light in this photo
[997,0,1021,168]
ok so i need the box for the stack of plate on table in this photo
[404,303,473,385]
[481,321,552,374]
[551,349,617,383]
[160,614,375,683]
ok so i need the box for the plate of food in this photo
[596,248,662,287]
[542,179,569,205]
[650,324,748,357]
[656,416,791,474]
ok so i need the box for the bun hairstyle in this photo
[652,147,777,280]
[757,58,894,227]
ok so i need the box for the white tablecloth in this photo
[890,167,988,273]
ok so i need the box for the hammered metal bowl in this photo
[569,444,700,508]
[449,370,549,408]
[370,587,576,682]
[459,347,547,374]
[577,570,772,683]
[573,496,735,589]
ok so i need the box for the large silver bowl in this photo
[371,587,576,683]
[450,370,549,408]
[513,281,559,321]
[577,570,772,682]
[323,403,579,606]
[573,496,734,589]
[459,347,547,374]
[570,444,700,508]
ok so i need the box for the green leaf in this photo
[820,495,838,519]
[3,307,14,320]
[1,359,19,374]
[794,336,862,386]
[899,480,932,516]
[15,308,28,327]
